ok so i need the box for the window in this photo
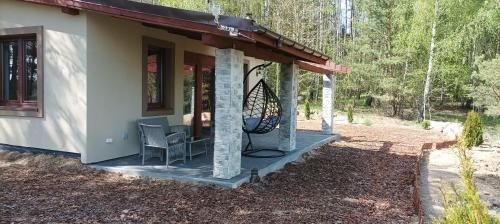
[0,26,43,117]
[142,37,174,116]
[146,47,165,107]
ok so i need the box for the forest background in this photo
[136,0,499,136]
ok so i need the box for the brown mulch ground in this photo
[0,120,446,223]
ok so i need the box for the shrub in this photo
[422,120,431,129]
[435,143,496,224]
[304,100,311,120]
[459,111,483,148]
[362,119,373,126]
[347,105,354,123]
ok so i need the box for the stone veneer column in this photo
[279,63,298,151]
[322,74,335,134]
[213,48,244,179]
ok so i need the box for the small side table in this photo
[186,137,211,160]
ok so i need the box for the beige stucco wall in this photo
[0,1,87,154]
[85,13,263,163]
[0,1,263,163]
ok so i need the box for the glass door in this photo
[183,52,215,139]
[200,66,215,138]
[183,64,196,135]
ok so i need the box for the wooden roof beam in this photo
[244,31,328,65]
[296,60,352,74]
[202,34,294,64]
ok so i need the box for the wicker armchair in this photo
[138,124,186,167]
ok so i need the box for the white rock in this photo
[429,121,463,140]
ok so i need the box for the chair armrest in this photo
[166,132,186,145]
[165,132,186,159]
[187,138,211,144]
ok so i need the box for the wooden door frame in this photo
[184,51,215,138]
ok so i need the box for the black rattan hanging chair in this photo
[242,62,285,158]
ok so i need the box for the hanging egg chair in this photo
[242,62,285,158]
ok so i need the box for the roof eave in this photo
[21,0,329,64]
[253,25,330,61]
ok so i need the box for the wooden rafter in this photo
[202,34,294,64]
[295,60,352,74]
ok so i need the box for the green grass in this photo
[432,112,467,123]
[432,112,500,127]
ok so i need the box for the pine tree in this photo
[459,111,483,148]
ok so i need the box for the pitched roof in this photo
[22,0,351,74]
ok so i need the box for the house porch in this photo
[91,130,340,188]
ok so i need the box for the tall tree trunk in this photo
[397,60,409,116]
[314,76,320,102]
[471,36,476,68]
[315,0,324,103]
[263,0,269,20]
[273,6,281,95]
[440,83,445,106]
[420,0,438,122]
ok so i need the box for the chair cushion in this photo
[245,117,261,131]
[245,116,279,131]
[266,115,279,127]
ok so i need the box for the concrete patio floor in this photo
[90,129,340,188]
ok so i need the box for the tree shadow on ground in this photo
[1,137,419,223]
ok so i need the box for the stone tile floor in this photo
[91,129,339,188]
